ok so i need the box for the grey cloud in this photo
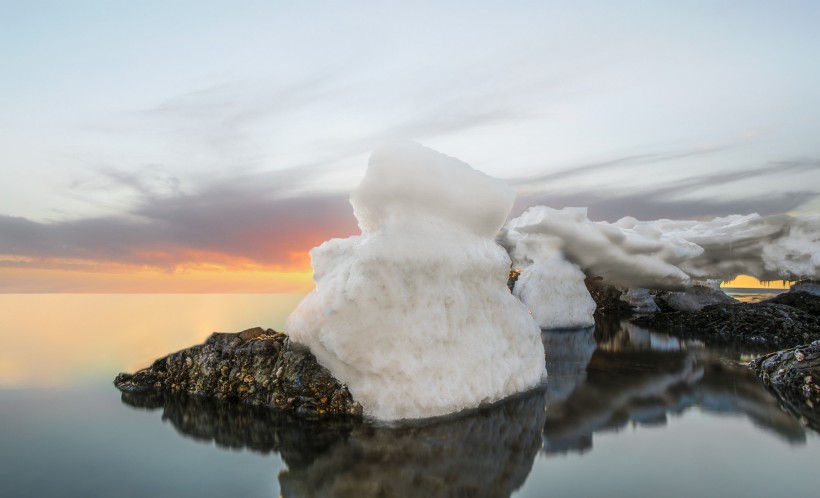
[511,156,820,221]
[507,146,734,187]
[514,189,817,222]
[0,170,358,269]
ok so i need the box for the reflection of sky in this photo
[0,294,303,387]
[1,2,820,291]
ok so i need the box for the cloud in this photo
[0,169,358,272]
[511,156,820,221]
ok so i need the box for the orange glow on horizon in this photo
[721,274,792,289]
[0,264,315,293]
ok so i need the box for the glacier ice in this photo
[285,142,546,421]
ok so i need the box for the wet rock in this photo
[766,291,820,317]
[790,280,820,297]
[114,327,363,418]
[752,340,820,431]
[655,285,736,312]
[507,268,522,292]
[585,277,633,316]
[632,303,820,349]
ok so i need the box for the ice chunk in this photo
[513,256,596,329]
[622,288,660,314]
[286,142,545,421]
[501,207,820,290]
[501,206,696,291]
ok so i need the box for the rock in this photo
[752,341,820,431]
[632,303,820,349]
[655,285,736,312]
[114,327,363,418]
[766,291,820,317]
[584,277,632,316]
[621,288,659,314]
[790,280,820,297]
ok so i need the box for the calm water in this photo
[0,292,817,497]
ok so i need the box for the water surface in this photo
[0,293,817,497]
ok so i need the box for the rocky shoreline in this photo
[114,327,362,418]
[116,283,820,422]
[752,341,820,431]
[631,296,820,349]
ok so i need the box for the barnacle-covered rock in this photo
[114,327,362,418]
[752,340,820,431]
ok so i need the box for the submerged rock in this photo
[632,302,820,349]
[114,327,363,418]
[752,341,820,431]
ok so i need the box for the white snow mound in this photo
[513,256,596,329]
[286,142,546,421]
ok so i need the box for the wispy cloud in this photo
[0,167,358,272]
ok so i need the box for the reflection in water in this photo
[119,315,813,497]
[122,388,548,498]
[542,317,807,456]
[121,391,359,469]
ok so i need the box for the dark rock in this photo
[655,285,736,312]
[507,268,521,292]
[752,340,820,431]
[632,302,820,349]
[790,280,820,297]
[114,327,363,418]
[584,277,633,316]
[767,291,820,317]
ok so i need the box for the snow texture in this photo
[513,256,596,329]
[501,207,820,291]
[286,142,546,421]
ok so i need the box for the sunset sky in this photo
[2,1,818,292]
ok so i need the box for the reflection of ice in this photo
[540,319,808,455]
[120,388,548,498]
[542,328,596,403]
[278,391,548,498]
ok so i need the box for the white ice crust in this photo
[513,256,596,329]
[501,207,820,291]
[286,142,546,421]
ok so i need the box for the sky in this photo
[1,0,818,292]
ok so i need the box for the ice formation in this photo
[513,256,596,328]
[285,142,546,421]
[500,206,699,291]
[621,288,659,314]
[500,207,820,300]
